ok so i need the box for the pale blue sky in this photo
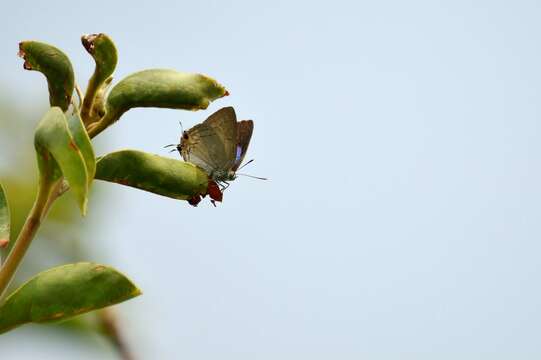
[1,0,541,359]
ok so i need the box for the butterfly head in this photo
[176,131,190,153]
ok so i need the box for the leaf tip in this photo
[188,195,202,207]
[0,238,8,248]
[17,42,32,70]
[81,33,98,54]
[78,198,88,216]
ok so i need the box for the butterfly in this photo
[174,107,265,206]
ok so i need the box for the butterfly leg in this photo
[221,181,230,191]
[216,180,227,191]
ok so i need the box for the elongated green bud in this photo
[80,33,118,123]
[18,41,74,111]
[95,150,209,200]
[88,69,228,138]
[81,33,117,84]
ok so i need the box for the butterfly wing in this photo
[203,107,237,171]
[180,107,238,175]
[232,120,253,171]
[180,124,218,174]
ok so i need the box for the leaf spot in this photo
[68,140,78,151]
[74,307,92,314]
[50,312,64,319]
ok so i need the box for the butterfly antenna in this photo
[237,173,268,180]
[163,121,184,152]
[238,159,254,170]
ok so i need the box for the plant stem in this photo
[81,74,99,126]
[99,308,134,360]
[87,111,116,138]
[75,83,84,108]
[0,177,55,299]
[42,179,69,219]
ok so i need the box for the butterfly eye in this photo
[182,131,189,140]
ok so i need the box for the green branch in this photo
[0,177,55,299]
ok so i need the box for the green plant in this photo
[0,33,229,334]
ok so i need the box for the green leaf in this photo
[80,33,118,123]
[81,33,117,85]
[0,262,141,334]
[18,41,74,111]
[107,69,228,116]
[95,149,208,200]
[87,69,228,137]
[34,107,90,214]
[0,182,10,262]
[66,107,96,187]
